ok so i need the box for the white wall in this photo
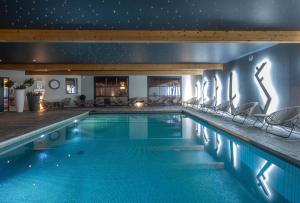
[0,70,25,85]
[27,75,81,105]
[129,76,148,98]
[0,70,199,106]
[182,75,197,101]
[81,76,94,100]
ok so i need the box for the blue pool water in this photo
[0,113,299,202]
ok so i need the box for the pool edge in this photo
[183,108,300,168]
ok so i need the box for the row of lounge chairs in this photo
[184,97,300,138]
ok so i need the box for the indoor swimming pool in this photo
[0,113,298,202]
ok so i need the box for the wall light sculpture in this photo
[215,133,222,154]
[196,80,201,99]
[215,74,222,106]
[229,70,240,109]
[202,77,209,103]
[254,60,278,114]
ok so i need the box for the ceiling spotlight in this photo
[0,59,2,62]
[32,59,37,62]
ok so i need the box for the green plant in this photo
[14,78,35,90]
[79,94,86,101]
[26,91,42,97]
[23,78,34,87]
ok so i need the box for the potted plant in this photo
[26,91,42,111]
[79,95,86,107]
[14,78,34,113]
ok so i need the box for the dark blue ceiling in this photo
[0,0,300,30]
[0,43,275,64]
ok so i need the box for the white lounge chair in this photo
[265,106,300,138]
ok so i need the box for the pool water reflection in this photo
[0,114,298,202]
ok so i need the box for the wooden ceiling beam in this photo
[0,29,300,42]
[0,63,223,71]
[25,70,203,76]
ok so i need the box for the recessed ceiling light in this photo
[32,59,37,62]
[0,59,2,62]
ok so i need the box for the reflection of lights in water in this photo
[256,161,275,199]
[73,128,80,133]
[40,134,45,138]
[74,120,78,123]
[203,127,209,145]
[196,124,202,137]
[38,152,48,160]
[216,134,222,154]
[7,160,10,164]
[233,142,238,169]
[229,141,239,169]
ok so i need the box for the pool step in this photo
[145,145,204,151]
[168,162,224,169]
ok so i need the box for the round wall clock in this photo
[49,79,60,89]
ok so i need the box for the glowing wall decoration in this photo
[202,77,209,102]
[254,60,278,114]
[196,80,201,99]
[229,70,240,108]
[214,74,222,105]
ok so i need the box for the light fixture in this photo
[119,81,126,90]
[0,59,2,62]
[231,70,240,108]
[215,74,222,105]
[202,77,209,102]
[254,59,278,114]
[134,101,144,108]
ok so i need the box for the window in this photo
[66,78,78,94]
[148,76,181,106]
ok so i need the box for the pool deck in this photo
[0,110,88,143]
[0,106,299,167]
[183,107,300,167]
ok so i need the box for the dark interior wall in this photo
[0,78,3,112]
[203,44,300,113]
